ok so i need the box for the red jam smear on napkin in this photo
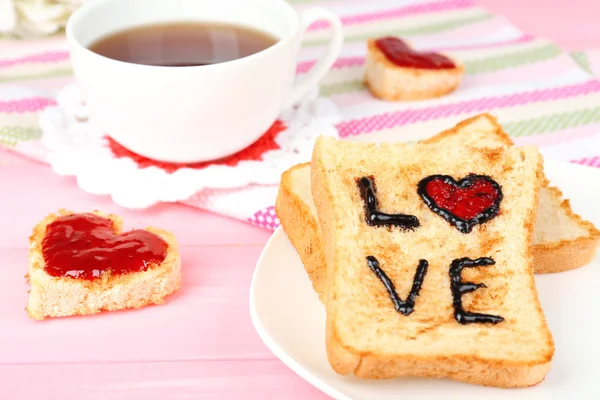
[42,213,168,280]
[107,120,287,173]
[375,37,456,70]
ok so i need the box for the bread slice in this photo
[275,114,599,301]
[311,136,554,387]
[27,210,181,320]
[365,38,463,101]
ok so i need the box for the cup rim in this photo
[65,0,299,70]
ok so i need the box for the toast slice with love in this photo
[275,114,600,302]
[310,136,554,387]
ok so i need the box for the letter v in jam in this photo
[366,256,429,316]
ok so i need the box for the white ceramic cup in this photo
[66,0,343,163]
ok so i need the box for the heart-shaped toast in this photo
[42,213,168,279]
[27,210,181,319]
[418,174,503,233]
[365,36,464,101]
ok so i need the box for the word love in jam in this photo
[357,175,505,325]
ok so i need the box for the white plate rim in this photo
[250,227,354,400]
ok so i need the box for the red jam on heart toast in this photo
[374,37,456,70]
[27,210,181,320]
[42,213,168,280]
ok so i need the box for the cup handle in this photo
[284,7,343,108]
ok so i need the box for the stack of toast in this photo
[276,113,600,387]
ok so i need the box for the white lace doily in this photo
[39,84,340,209]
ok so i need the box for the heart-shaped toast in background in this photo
[365,36,464,101]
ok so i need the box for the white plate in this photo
[250,161,600,400]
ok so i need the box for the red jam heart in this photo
[417,174,502,233]
[375,37,456,70]
[42,213,168,280]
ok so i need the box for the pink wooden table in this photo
[3,0,600,398]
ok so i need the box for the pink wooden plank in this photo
[0,246,274,364]
[0,360,328,399]
[0,164,272,248]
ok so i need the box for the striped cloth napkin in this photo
[1,0,600,229]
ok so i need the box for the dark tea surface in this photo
[88,22,278,66]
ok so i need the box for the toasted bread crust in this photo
[311,138,554,387]
[327,326,552,385]
[310,146,363,376]
[276,164,327,302]
[422,113,514,146]
[532,183,600,273]
[365,39,464,101]
[27,209,181,320]
[329,322,551,386]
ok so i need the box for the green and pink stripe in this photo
[336,80,600,137]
